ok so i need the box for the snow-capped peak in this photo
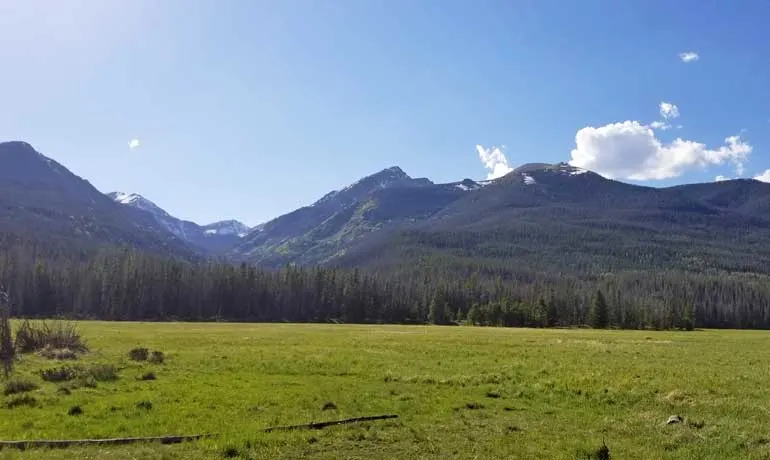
[201,220,251,237]
[107,192,250,247]
[510,162,591,178]
[108,192,168,216]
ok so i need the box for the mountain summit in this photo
[313,166,432,210]
[0,141,193,256]
[107,192,250,253]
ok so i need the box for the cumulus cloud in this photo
[679,52,699,62]
[659,102,680,120]
[649,120,670,131]
[754,170,770,183]
[128,138,140,149]
[477,145,513,180]
[715,175,730,182]
[568,121,751,181]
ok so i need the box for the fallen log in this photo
[0,433,215,450]
[0,414,399,450]
[263,414,399,432]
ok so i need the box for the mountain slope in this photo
[0,141,194,257]
[337,164,770,275]
[233,161,770,276]
[228,167,483,265]
[107,192,249,253]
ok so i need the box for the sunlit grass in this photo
[1,322,769,459]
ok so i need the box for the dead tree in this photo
[0,290,13,377]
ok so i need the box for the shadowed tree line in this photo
[0,239,767,330]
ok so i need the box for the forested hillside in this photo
[3,239,770,330]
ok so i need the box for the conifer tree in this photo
[589,289,609,329]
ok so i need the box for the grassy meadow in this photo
[1,322,770,459]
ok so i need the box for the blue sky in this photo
[1,0,769,226]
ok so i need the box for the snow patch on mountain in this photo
[201,220,251,237]
[107,192,250,251]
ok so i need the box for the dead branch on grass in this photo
[0,434,215,450]
[263,414,399,432]
[0,414,399,450]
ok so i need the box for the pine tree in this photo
[589,289,609,329]
[682,303,694,331]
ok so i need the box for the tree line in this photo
[0,240,769,330]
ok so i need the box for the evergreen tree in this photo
[589,289,609,329]
[682,303,694,331]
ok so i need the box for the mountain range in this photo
[4,140,770,277]
[107,192,251,253]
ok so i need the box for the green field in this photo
[1,323,769,459]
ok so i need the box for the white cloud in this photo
[715,175,730,182]
[735,159,746,176]
[568,120,751,181]
[659,102,680,120]
[128,138,140,149]
[476,145,513,180]
[679,52,699,62]
[754,170,770,183]
[649,120,671,131]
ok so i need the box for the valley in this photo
[3,322,770,459]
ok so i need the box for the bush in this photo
[73,375,98,389]
[149,351,165,364]
[6,395,37,409]
[15,320,87,354]
[136,400,153,410]
[68,405,83,416]
[38,346,78,360]
[221,446,241,458]
[4,378,38,396]
[88,364,119,382]
[40,366,76,382]
[128,347,149,362]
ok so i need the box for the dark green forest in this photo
[2,235,770,330]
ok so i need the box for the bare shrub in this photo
[38,346,78,360]
[4,378,38,396]
[15,320,87,354]
[40,366,76,382]
[128,347,149,361]
[6,394,37,409]
[149,351,165,364]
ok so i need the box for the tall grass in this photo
[14,320,88,354]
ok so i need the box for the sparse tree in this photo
[466,304,481,326]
